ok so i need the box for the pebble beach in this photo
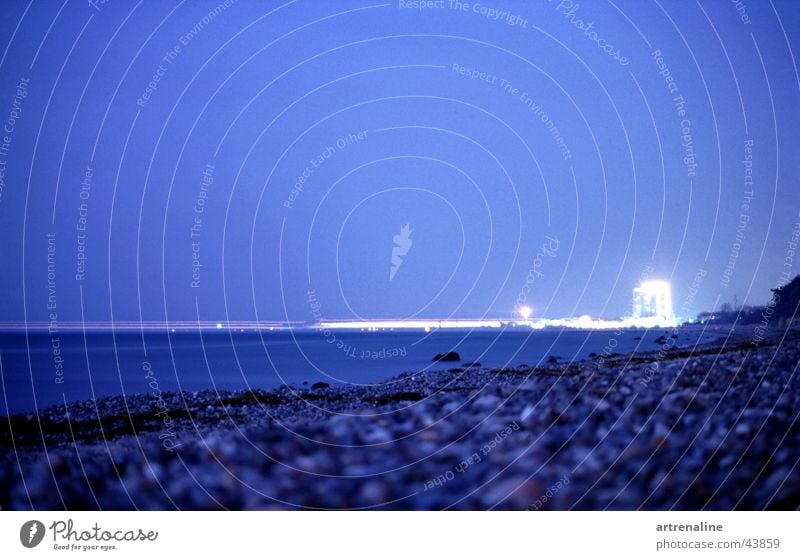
[2,328,799,510]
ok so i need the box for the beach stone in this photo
[520,404,536,422]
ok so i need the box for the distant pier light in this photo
[517,305,533,320]
[632,280,673,321]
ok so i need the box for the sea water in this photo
[0,327,721,415]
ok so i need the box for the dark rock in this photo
[433,351,461,362]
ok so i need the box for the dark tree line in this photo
[697,274,800,327]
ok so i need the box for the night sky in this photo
[0,0,798,325]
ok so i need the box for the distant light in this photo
[424,326,431,333]
[633,280,673,321]
[518,305,533,320]
[216,322,223,329]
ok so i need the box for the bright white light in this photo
[518,305,533,320]
[633,280,673,321]
[216,322,223,329]
[319,320,502,330]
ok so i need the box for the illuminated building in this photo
[632,280,673,321]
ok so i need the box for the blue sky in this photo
[0,0,798,324]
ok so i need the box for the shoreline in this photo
[2,327,799,509]
[1,325,742,448]
[0,324,728,420]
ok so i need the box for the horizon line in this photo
[0,315,684,331]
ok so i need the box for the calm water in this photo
[0,327,720,415]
